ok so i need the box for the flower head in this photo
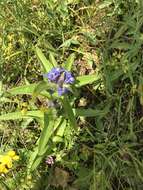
[0,155,13,168]
[45,156,55,166]
[44,67,75,96]
[0,164,8,174]
[0,150,19,174]
[7,150,19,160]
[64,71,75,84]
[45,68,64,83]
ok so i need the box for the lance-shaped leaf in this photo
[75,74,101,87]
[73,106,110,117]
[0,110,44,121]
[35,47,54,72]
[32,81,57,98]
[53,118,67,142]
[31,116,63,170]
[38,112,55,156]
[64,53,75,71]
[29,147,43,172]
[38,113,62,156]
[49,52,57,67]
[6,83,50,98]
[61,95,77,131]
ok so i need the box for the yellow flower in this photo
[12,155,19,161]
[7,150,16,157]
[0,155,13,168]
[0,150,19,174]
[0,164,8,174]
[7,150,19,161]
[0,164,5,172]
[3,167,9,174]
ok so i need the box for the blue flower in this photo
[64,71,75,84]
[58,87,68,96]
[44,67,75,96]
[44,68,64,83]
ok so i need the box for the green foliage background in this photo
[0,0,143,189]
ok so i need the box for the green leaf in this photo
[64,53,75,71]
[109,70,123,82]
[31,116,63,170]
[98,0,113,9]
[113,25,128,39]
[35,47,54,72]
[67,0,80,3]
[0,81,2,96]
[75,74,101,87]
[21,118,34,128]
[32,81,56,98]
[53,118,67,142]
[138,77,143,106]
[38,112,61,156]
[0,180,11,190]
[59,39,79,48]
[61,96,77,131]
[33,81,48,97]
[74,107,109,117]
[0,111,44,121]
[0,97,14,103]
[7,83,50,97]
[30,155,43,172]
[28,147,39,172]
[49,52,57,67]
[23,25,39,37]
[110,42,130,50]
[38,112,55,156]
[8,84,36,95]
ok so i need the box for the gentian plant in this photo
[0,47,102,171]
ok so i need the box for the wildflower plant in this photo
[0,47,101,171]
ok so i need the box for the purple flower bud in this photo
[45,156,55,165]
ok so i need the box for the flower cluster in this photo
[0,150,19,174]
[45,156,55,166]
[44,68,75,96]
